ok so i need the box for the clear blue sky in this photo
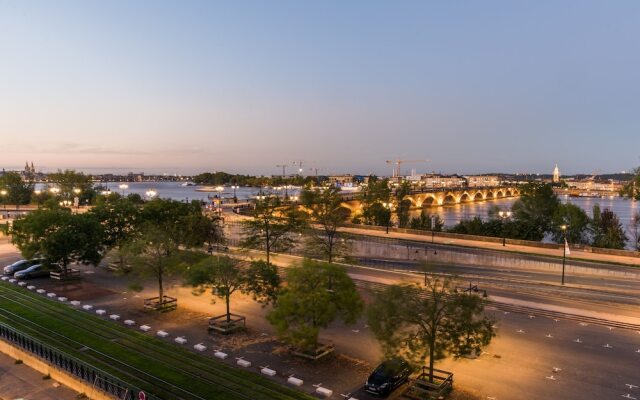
[1,1,639,176]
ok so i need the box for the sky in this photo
[1,1,639,176]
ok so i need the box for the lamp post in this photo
[145,189,157,201]
[59,200,72,208]
[73,188,81,209]
[119,184,128,197]
[431,215,436,244]
[498,210,512,246]
[231,185,239,203]
[561,224,569,285]
[33,190,42,209]
[383,202,394,234]
[0,189,6,216]
[49,187,60,196]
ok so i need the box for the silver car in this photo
[4,259,33,275]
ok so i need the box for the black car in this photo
[14,264,49,280]
[365,358,411,396]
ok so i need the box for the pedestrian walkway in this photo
[0,352,78,400]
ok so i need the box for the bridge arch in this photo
[473,192,484,201]
[496,190,504,198]
[419,195,437,207]
[459,193,471,203]
[443,193,457,205]
[505,189,513,197]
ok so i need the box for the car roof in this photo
[374,358,407,375]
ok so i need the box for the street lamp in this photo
[119,184,128,197]
[73,188,81,209]
[145,189,157,200]
[49,187,60,196]
[560,224,569,285]
[231,185,239,203]
[59,200,72,208]
[498,210,512,246]
[383,202,394,234]
[0,189,6,215]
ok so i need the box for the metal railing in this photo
[0,321,151,400]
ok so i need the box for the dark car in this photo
[14,264,49,280]
[3,258,42,275]
[365,358,411,396]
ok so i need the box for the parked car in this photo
[3,258,42,275]
[14,264,49,280]
[365,358,412,396]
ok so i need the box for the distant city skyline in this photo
[2,1,639,175]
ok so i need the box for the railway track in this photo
[0,282,312,400]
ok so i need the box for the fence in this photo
[0,321,150,400]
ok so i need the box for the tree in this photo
[267,260,363,353]
[510,183,561,241]
[10,209,105,274]
[47,170,96,205]
[357,178,392,226]
[90,197,141,266]
[368,276,495,383]
[395,182,412,228]
[551,203,590,244]
[184,257,280,323]
[241,196,304,264]
[0,172,33,206]
[621,167,640,200]
[125,199,209,304]
[630,213,640,251]
[591,206,628,249]
[300,185,351,263]
[409,210,444,231]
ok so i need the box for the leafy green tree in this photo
[590,206,628,249]
[10,209,105,274]
[89,197,141,266]
[621,167,640,200]
[409,210,444,231]
[395,182,412,228]
[630,213,640,251]
[241,196,305,264]
[47,170,96,204]
[267,260,363,353]
[357,177,392,226]
[368,277,495,383]
[0,172,34,206]
[184,257,280,323]
[300,185,351,262]
[551,203,590,244]
[510,183,561,241]
[448,216,503,237]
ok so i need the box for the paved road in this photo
[2,243,640,400]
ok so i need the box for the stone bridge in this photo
[341,186,520,213]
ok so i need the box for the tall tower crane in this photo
[276,164,287,177]
[385,159,429,178]
[293,160,304,175]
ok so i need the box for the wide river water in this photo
[102,182,639,236]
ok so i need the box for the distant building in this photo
[465,175,500,187]
[553,164,561,183]
[328,175,355,187]
[416,174,466,188]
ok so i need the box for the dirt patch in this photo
[31,279,115,300]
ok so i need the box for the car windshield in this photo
[372,360,404,378]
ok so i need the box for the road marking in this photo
[546,334,553,338]
[546,375,556,380]
[603,344,613,349]
[625,384,638,390]
[574,338,582,343]
[621,394,637,399]
[516,329,525,334]
[552,367,562,373]
[579,322,588,326]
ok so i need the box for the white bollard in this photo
[109,314,120,321]
[18,282,26,286]
[95,309,106,315]
[175,337,187,345]
[26,285,35,290]
[82,304,93,311]
[58,297,67,302]
[194,343,207,352]
[70,301,81,306]
[8,279,16,283]
[139,325,151,332]
[1,276,8,281]
[47,293,57,298]
[156,330,168,337]
[36,289,46,294]
[214,351,228,360]
[316,387,333,397]
[261,367,276,377]
[236,358,251,368]
[287,377,304,387]
[124,320,135,326]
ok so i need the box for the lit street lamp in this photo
[561,224,569,285]
[73,188,81,209]
[231,185,239,203]
[119,184,128,197]
[498,210,512,246]
[145,189,157,200]
[0,189,7,214]
[59,200,72,208]
[383,202,394,234]
[49,187,60,196]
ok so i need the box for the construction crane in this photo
[276,164,287,177]
[293,160,304,175]
[385,159,429,178]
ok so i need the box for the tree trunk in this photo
[225,294,231,322]
[429,338,435,383]
[158,272,164,303]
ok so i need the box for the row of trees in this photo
[449,182,636,250]
[0,170,100,207]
